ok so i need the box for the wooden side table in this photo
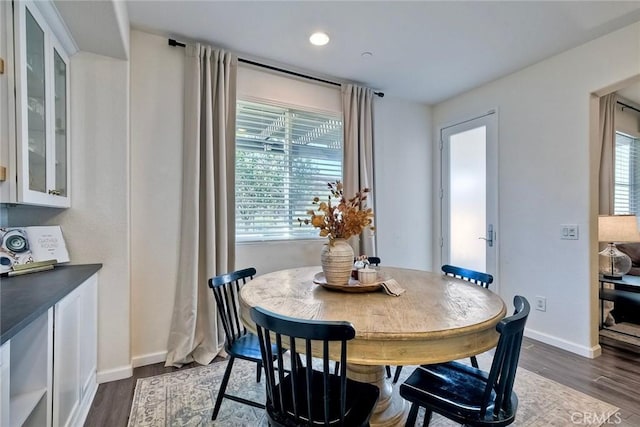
[599,274,640,330]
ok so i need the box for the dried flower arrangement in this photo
[298,181,374,244]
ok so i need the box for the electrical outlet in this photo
[535,296,546,312]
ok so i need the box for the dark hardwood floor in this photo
[518,338,640,426]
[84,357,223,426]
[84,337,640,426]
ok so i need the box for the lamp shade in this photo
[598,215,640,242]
[598,215,640,279]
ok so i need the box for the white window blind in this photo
[614,132,640,214]
[236,100,343,241]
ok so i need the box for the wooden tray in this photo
[313,271,390,293]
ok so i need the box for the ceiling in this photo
[126,1,640,105]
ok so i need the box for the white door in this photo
[441,112,498,282]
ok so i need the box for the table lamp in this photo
[598,215,640,279]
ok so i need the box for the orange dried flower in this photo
[298,181,374,244]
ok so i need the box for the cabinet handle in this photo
[48,189,62,196]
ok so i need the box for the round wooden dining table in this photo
[239,266,506,427]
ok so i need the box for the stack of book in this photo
[1,226,70,276]
[3,259,57,277]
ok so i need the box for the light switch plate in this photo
[561,224,578,240]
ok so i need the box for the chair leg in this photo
[334,361,340,375]
[422,409,432,427]
[393,365,403,384]
[256,360,262,383]
[212,357,235,420]
[385,365,392,378]
[405,403,419,427]
[470,355,479,368]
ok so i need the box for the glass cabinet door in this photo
[25,8,47,194]
[14,1,71,207]
[53,49,67,197]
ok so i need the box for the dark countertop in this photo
[1,264,102,345]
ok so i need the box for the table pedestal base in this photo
[347,363,407,427]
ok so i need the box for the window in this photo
[235,100,343,241]
[614,131,640,214]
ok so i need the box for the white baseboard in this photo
[97,364,133,383]
[132,351,167,368]
[525,328,601,358]
[96,352,167,383]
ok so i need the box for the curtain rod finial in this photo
[168,38,186,48]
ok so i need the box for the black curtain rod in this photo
[168,38,384,98]
[617,100,640,114]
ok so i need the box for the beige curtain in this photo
[342,84,376,257]
[599,93,617,326]
[165,44,237,367]
[599,93,617,215]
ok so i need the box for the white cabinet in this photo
[0,342,9,427]
[8,0,71,207]
[52,287,80,427]
[52,274,98,427]
[3,310,53,427]
[78,274,98,410]
[52,273,98,427]
[0,273,98,427]
[0,0,10,201]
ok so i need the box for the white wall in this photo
[129,30,433,364]
[70,52,131,382]
[374,98,432,270]
[130,30,183,366]
[433,22,640,357]
[238,66,341,112]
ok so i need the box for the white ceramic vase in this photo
[321,238,354,285]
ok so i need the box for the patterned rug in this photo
[128,354,619,426]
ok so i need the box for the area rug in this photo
[128,355,619,427]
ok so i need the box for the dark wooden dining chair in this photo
[251,306,380,427]
[209,267,274,420]
[442,264,494,369]
[391,264,495,384]
[442,264,494,289]
[399,295,530,427]
[367,256,381,266]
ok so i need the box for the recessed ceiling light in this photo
[309,32,330,46]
